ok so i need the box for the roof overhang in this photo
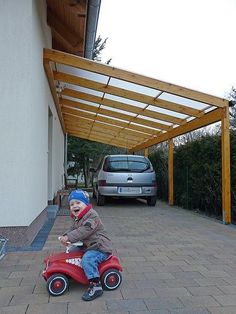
[46,0,101,58]
[43,48,229,152]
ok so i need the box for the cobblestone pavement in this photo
[1,198,236,314]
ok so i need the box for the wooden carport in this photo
[43,48,231,224]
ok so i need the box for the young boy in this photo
[59,189,112,301]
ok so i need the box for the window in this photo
[103,156,150,173]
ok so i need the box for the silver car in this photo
[91,155,157,206]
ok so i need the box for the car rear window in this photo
[103,156,151,173]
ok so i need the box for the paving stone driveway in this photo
[1,198,236,314]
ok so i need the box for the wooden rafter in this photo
[67,121,148,142]
[43,59,65,132]
[43,48,231,223]
[129,108,223,152]
[46,0,87,56]
[44,48,228,107]
[47,8,83,49]
[64,116,154,138]
[54,71,204,117]
[68,130,134,149]
[63,112,161,136]
[43,49,230,153]
[65,120,148,144]
[61,100,172,131]
[62,88,185,124]
[67,119,153,140]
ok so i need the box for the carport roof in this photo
[43,48,229,152]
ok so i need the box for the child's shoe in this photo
[82,282,103,301]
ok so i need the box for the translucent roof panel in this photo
[44,48,228,151]
[97,114,132,123]
[66,84,104,97]
[110,78,161,96]
[129,122,162,131]
[104,94,146,108]
[138,115,173,126]
[204,106,217,113]
[64,107,96,115]
[100,105,137,116]
[63,95,100,107]
[159,92,208,110]
[147,105,188,119]
[57,64,109,84]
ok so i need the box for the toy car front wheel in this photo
[101,269,122,290]
[47,273,69,296]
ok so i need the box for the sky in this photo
[96,0,236,99]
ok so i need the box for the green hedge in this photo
[149,131,236,223]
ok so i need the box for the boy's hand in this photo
[59,235,69,246]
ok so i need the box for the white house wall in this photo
[0,0,64,227]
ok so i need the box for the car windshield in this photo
[103,156,150,172]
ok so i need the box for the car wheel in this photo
[46,273,69,296]
[147,196,156,206]
[97,192,105,206]
[101,269,122,290]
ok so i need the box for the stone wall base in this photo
[0,205,58,247]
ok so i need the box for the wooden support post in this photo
[144,148,149,157]
[168,139,174,205]
[221,107,231,224]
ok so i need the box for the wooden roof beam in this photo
[67,127,136,147]
[63,111,161,136]
[129,108,223,152]
[44,48,228,108]
[43,59,65,132]
[61,98,172,131]
[65,118,152,140]
[68,131,131,149]
[47,8,83,49]
[55,71,203,117]
[62,88,185,125]
[92,127,148,142]
[66,122,145,143]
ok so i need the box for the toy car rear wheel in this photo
[47,273,69,296]
[101,269,122,290]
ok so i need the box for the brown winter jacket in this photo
[66,206,112,254]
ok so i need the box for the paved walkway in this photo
[1,198,236,313]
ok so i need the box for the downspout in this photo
[64,133,68,188]
[85,0,101,59]
[63,1,100,189]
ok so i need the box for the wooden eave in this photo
[46,0,87,56]
[43,48,229,151]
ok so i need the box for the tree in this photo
[67,136,125,187]
[228,86,236,128]
[92,35,112,64]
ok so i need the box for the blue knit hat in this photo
[68,189,89,205]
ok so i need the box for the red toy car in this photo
[42,241,122,296]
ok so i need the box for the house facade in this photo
[0,0,100,245]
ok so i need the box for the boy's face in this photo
[70,199,87,217]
